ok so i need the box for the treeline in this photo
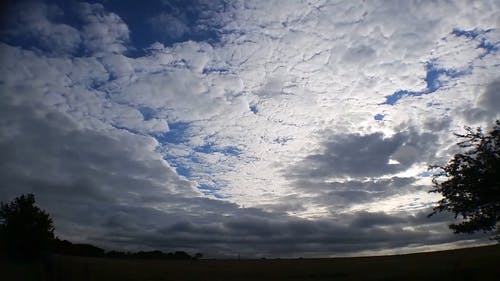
[51,238,201,260]
[0,194,204,262]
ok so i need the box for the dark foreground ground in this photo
[2,244,500,281]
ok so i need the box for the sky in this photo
[0,0,499,258]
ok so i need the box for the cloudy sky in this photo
[0,0,499,258]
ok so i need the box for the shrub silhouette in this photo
[0,193,55,261]
[429,120,500,239]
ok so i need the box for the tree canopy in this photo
[0,193,55,261]
[429,120,500,239]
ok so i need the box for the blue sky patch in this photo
[374,114,384,121]
[0,0,226,57]
[197,184,227,199]
[156,121,193,177]
[138,107,156,121]
[194,144,241,156]
[452,28,498,57]
[478,39,499,56]
[156,121,191,144]
[173,164,192,178]
[249,104,258,114]
[383,61,470,105]
[451,28,484,39]
[156,121,239,194]
[98,0,225,57]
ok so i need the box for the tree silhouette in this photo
[429,120,500,239]
[0,193,55,261]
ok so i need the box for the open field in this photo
[2,244,500,281]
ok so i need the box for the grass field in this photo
[2,244,500,281]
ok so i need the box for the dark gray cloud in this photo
[0,87,193,237]
[291,177,416,209]
[106,208,482,258]
[479,79,500,114]
[282,130,440,219]
[287,130,437,180]
[423,117,452,132]
[295,177,415,193]
[350,211,406,228]
[465,78,500,124]
[0,92,196,202]
[289,132,404,178]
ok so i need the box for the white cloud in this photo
[79,2,130,55]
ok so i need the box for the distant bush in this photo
[51,238,196,260]
[51,238,105,257]
[104,250,193,260]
